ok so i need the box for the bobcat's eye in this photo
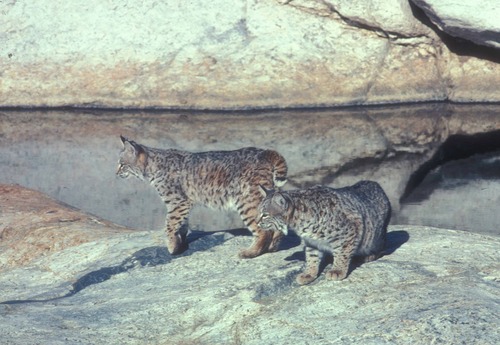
[116,163,127,176]
[257,213,270,225]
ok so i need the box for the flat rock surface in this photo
[1,185,499,344]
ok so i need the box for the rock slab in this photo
[411,0,500,48]
[1,0,499,108]
[0,185,499,344]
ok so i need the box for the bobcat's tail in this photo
[263,150,288,188]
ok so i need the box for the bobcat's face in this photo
[117,136,147,180]
[116,160,131,179]
[257,186,291,235]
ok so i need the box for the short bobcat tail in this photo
[263,150,288,187]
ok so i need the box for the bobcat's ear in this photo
[122,139,144,159]
[273,192,289,209]
[259,184,274,197]
[120,135,128,146]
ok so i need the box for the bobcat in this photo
[258,181,391,284]
[116,136,288,258]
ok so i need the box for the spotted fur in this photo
[258,181,391,284]
[117,136,287,257]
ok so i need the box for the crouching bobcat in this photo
[258,181,391,284]
[116,136,288,258]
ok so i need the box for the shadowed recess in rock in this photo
[401,130,500,201]
[0,230,233,305]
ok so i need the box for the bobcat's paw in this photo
[166,237,188,255]
[325,269,347,281]
[238,248,262,259]
[296,272,317,285]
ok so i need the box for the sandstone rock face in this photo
[1,104,499,233]
[1,0,499,108]
[411,0,500,49]
[0,186,499,344]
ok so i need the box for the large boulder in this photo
[411,0,500,49]
[1,0,499,108]
[0,185,499,344]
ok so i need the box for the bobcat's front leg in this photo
[296,246,321,285]
[165,199,192,255]
[326,222,361,281]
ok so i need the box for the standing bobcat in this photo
[116,136,288,258]
[258,181,391,284]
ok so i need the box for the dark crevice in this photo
[409,1,500,64]
[401,130,500,201]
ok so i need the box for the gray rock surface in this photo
[411,0,500,48]
[0,186,499,344]
[1,0,499,108]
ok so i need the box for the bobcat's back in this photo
[168,147,287,208]
[285,181,390,254]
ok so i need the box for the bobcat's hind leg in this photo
[268,230,284,252]
[325,253,351,281]
[165,198,192,255]
[237,195,273,258]
[326,223,360,281]
[238,227,273,259]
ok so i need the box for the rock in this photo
[0,185,138,269]
[411,0,500,49]
[1,104,499,233]
[0,186,499,344]
[1,0,499,108]
[398,151,500,236]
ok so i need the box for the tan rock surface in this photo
[1,0,499,109]
[0,184,134,268]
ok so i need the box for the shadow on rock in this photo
[384,230,410,256]
[0,229,235,305]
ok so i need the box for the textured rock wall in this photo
[1,0,499,109]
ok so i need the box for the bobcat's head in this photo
[117,135,148,180]
[257,185,293,235]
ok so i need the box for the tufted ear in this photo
[258,184,274,197]
[120,135,128,146]
[272,192,289,209]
